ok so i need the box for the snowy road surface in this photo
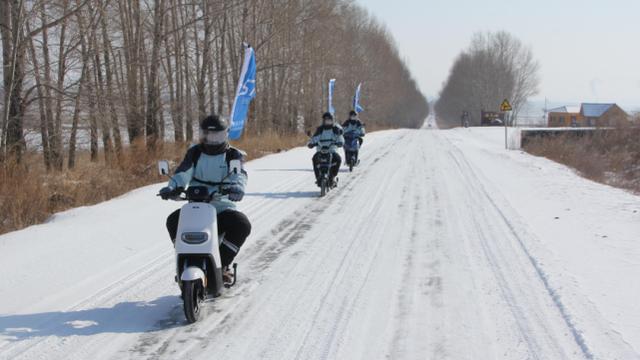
[1,121,639,359]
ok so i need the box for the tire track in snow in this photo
[387,131,446,359]
[290,136,415,360]
[441,134,594,359]
[203,133,410,359]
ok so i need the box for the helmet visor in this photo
[201,129,228,145]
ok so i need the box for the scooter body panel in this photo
[175,202,223,296]
[317,149,334,178]
[344,134,360,167]
[344,134,360,152]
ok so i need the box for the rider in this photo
[308,112,344,187]
[341,110,365,146]
[342,110,365,167]
[159,114,251,282]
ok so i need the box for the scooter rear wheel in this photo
[183,280,202,323]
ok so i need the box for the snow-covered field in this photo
[1,118,639,359]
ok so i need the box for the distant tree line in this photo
[1,0,429,168]
[435,31,539,127]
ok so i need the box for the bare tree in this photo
[436,31,540,127]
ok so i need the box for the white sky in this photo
[356,0,640,106]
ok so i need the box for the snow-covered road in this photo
[1,121,639,359]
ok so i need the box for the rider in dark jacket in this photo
[308,112,344,187]
[341,110,365,167]
[341,110,365,145]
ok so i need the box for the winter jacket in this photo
[308,124,344,153]
[341,119,365,138]
[168,144,248,213]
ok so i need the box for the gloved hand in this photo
[226,185,245,202]
[159,186,180,200]
[307,142,316,149]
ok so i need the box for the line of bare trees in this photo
[1,0,429,169]
[435,31,539,127]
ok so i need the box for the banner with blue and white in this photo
[328,79,336,115]
[229,44,257,140]
[353,83,364,113]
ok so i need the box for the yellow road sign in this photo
[500,99,513,112]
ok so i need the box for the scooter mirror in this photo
[158,160,170,176]
[229,159,241,175]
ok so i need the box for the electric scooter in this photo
[344,131,360,172]
[315,142,338,197]
[157,160,240,323]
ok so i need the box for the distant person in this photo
[308,112,344,187]
[342,110,366,145]
[342,110,366,169]
[159,115,251,283]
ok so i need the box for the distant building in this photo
[548,106,583,127]
[547,103,629,127]
[580,103,629,127]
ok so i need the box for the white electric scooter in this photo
[157,160,240,323]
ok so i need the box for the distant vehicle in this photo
[343,131,361,172]
[481,111,505,126]
[316,144,337,196]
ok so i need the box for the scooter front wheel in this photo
[182,280,203,323]
[320,178,328,197]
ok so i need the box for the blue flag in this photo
[353,83,364,113]
[229,45,257,140]
[328,79,336,115]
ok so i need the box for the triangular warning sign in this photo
[500,99,513,112]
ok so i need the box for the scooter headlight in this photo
[181,232,208,244]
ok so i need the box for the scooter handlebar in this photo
[157,183,236,202]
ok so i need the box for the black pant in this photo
[166,209,252,268]
[345,150,358,164]
[312,152,341,182]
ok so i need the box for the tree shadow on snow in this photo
[252,168,313,173]
[0,296,184,341]
[245,191,317,199]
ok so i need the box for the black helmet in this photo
[200,114,228,131]
[322,112,334,120]
[199,114,229,155]
[349,110,358,117]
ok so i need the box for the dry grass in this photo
[232,130,308,160]
[524,128,640,193]
[0,131,307,235]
